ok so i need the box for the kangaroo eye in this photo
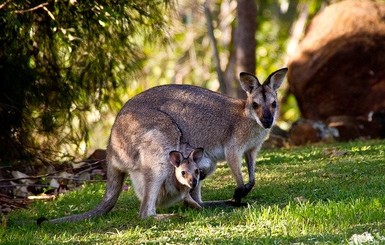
[252,102,259,109]
[181,171,186,177]
[271,101,277,108]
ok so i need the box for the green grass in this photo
[2,140,385,244]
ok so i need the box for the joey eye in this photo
[271,101,277,108]
[252,102,259,109]
[181,171,186,177]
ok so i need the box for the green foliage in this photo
[0,0,328,163]
[137,0,326,125]
[4,140,385,244]
[0,0,174,162]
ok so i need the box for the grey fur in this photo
[47,68,287,222]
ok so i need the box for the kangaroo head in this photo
[239,68,288,129]
[169,148,204,189]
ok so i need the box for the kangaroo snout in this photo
[261,117,273,128]
[260,109,273,128]
[185,175,198,189]
[191,178,198,189]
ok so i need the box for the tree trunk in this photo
[234,0,257,98]
[203,0,257,98]
[203,1,227,94]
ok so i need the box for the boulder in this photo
[327,110,385,141]
[288,119,338,146]
[288,0,385,121]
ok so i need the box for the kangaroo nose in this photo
[261,108,273,128]
[261,117,273,128]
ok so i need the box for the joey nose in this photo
[192,178,198,188]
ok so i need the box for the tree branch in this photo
[0,0,12,10]
[203,1,227,94]
[0,160,104,182]
[13,2,49,14]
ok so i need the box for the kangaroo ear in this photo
[264,68,288,91]
[169,151,183,167]
[190,147,204,164]
[239,72,261,93]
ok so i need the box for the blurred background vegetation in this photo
[0,0,327,165]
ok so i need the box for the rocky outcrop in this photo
[288,0,385,122]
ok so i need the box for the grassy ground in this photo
[2,140,385,244]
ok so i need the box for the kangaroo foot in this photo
[232,184,253,203]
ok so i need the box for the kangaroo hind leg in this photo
[138,171,164,219]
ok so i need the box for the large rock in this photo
[288,0,385,121]
[288,119,338,146]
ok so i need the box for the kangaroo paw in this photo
[232,184,253,203]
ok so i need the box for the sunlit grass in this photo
[2,140,385,244]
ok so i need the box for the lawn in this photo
[2,140,385,244]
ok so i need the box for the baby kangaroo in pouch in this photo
[45,147,203,223]
[162,148,203,210]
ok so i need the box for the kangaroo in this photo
[120,68,288,204]
[46,147,203,223]
[41,68,286,223]
[44,104,205,222]
[159,147,203,210]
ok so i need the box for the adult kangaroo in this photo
[126,68,288,204]
[41,68,287,223]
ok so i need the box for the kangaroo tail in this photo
[46,167,125,224]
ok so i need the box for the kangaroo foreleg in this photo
[184,194,202,210]
[190,157,216,205]
[226,149,247,203]
[244,148,258,192]
[189,181,203,205]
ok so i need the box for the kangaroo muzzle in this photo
[191,178,198,189]
[261,117,273,128]
[261,108,274,128]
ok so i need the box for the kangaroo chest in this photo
[156,175,189,208]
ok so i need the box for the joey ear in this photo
[239,72,261,93]
[264,68,288,91]
[169,151,183,167]
[190,147,204,164]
